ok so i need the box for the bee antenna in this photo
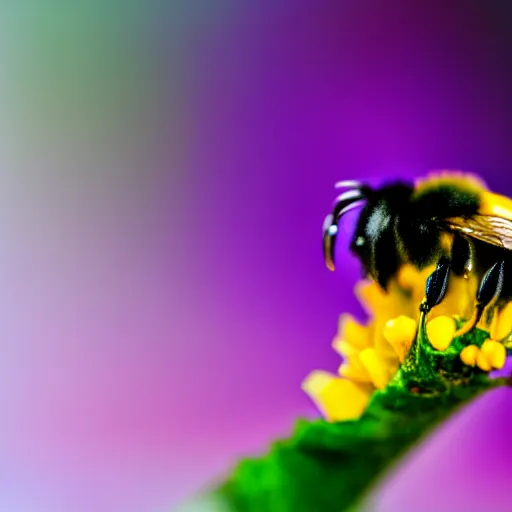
[335,180,374,196]
[335,180,363,189]
[323,183,370,271]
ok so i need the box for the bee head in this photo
[323,180,414,286]
[348,182,414,284]
[322,180,374,272]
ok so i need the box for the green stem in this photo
[211,378,502,512]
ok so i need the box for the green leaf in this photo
[211,374,504,512]
[182,322,510,512]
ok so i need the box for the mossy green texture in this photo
[214,326,507,512]
[398,316,490,392]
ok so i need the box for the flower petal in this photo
[426,315,456,351]
[355,281,387,314]
[382,316,417,363]
[338,357,372,384]
[480,339,506,370]
[334,314,371,352]
[492,302,512,341]
[475,349,492,371]
[358,348,390,389]
[460,345,478,367]
[332,338,359,359]
[302,371,371,421]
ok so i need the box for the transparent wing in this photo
[440,215,512,251]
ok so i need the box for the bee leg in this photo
[415,256,451,340]
[454,260,506,337]
[420,256,451,315]
[419,236,473,317]
[409,257,452,366]
[497,306,512,353]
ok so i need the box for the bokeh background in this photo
[2,1,512,511]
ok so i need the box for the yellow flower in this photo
[358,348,390,389]
[426,316,457,351]
[332,314,371,353]
[491,302,512,341]
[422,314,507,371]
[304,270,427,421]
[382,316,417,363]
[460,345,479,366]
[485,340,507,369]
[397,263,478,321]
[479,339,506,370]
[304,260,511,423]
[301,371,372,422]
[476,349,492,372]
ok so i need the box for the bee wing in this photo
[440,215,512,250]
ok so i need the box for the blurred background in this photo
[2,1,512,510]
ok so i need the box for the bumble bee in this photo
[322,173,512,340]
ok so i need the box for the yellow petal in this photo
[480,339,507,370]
[382,316,417,363]
[492,302,512,341]
[355,281,387,314]
[338,358,371,384]
[334,314,371,351]
[476,349,492,372]
[460,345,478,366]
[356,279,411,314]
[302,371,371,422]
[354,274,423,364]
[332,337,360,359]
[426,315,456,351]
[371,285,418,356]
[358,348,390,389]
[371,325,404,361]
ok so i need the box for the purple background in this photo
[2,1,512,511]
